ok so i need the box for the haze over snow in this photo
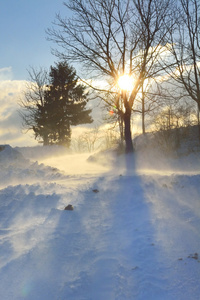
[0,135,199,299]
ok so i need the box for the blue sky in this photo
[0,0,66,80]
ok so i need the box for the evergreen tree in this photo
[34,61,93,146]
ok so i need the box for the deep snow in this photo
[0,142,200,300]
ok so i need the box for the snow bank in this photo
[0,145,64,187]
[133,127,200,174]
[0,144,26,164]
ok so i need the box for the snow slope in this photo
[0,143,200,299]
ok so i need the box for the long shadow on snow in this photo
[0,183,61,299]
[43,153,170,300]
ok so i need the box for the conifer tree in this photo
[21,62,93,146]
[43,61,93,146]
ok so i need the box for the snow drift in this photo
[0,131,200,299]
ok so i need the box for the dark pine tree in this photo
[40,61,93,146]
[33,104,50,145]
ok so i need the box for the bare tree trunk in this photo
[118,115,124,148]
[198,103,200,143]
[142,83,145,134]
[43,133,49,146]
[124,107,134,153]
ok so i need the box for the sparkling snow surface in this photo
[0,144,200,300]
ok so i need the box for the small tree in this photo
[20,67,50,145]
[72,127,102,152]
[80,127,101,152]
[102,128,120,150]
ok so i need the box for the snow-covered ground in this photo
[0,141,200,300]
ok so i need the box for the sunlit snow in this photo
[0,140,200,300]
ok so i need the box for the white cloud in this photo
[0,80,37,147]
[0,67,13,81]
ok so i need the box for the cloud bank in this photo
[0,74,37,147]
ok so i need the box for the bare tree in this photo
[47,0,175,153]
[19,67,49,145]
[165,0,200,137]
[150,95,197,152]
[72,127,101,152]
[101,128,120,150]
[81,127,101,152]
[133,79,164,134]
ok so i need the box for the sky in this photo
[0,0,66,81]
[0,0,72,147]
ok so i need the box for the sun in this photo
[118,74,134,91]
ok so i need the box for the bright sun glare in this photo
[118,74,134,91]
